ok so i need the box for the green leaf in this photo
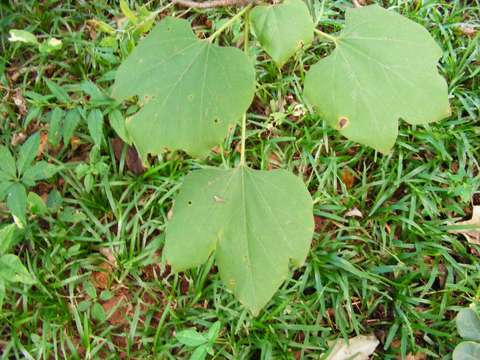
[453,341,480,360]
[83,281,97,299]
[165,167,314,314]
[111,17,255,159]
[190,345,208,360]
[0,254,36,284]
[6,184,27,228]
[457,308,480,341]
[108,109,132,144]
[250,0,314,67]
[45,79,70,103]
[120,0,138,23]
[22,161,58,185]
[28,192,48,215]
[92,302,106,322]
[87,109,104,147]
[206,321,221,343]
[0,279,5,310]
[38,37,62,54]
[304,4,450,153]
[63,108,82,145]
[0,181,13,201]
[48,108,65,147]
[8,29,38,45]
[175,329,207,347]
[0,146,17,179]
[17,133,40,175]
[0,224,18,255]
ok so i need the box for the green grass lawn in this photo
[0,0,479,358]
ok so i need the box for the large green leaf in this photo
[111,17,255,159]
[453,341,480,360]
[304,4,450,153]
[457,308,480,341]
[164,166,314,314]
[250,0,314,67]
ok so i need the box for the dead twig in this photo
[352,0,362,7]
[173,0,253,8]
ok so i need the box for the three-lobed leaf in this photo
[250,0,314,67]
[304,4,450,153]
[165,166,314,314]
[111,17,255,160]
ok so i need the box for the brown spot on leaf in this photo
[338,116,349,129]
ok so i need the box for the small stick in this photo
[352,0,362,8]
[173,0,253,8]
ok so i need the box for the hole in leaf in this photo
[338,116,349,129]
[213,118,219,124]
[187,201,192,206]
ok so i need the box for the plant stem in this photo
[314,28,338,44]
[208,3,252,42]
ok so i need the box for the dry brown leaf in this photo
[459,25,477,37]
[12,88,27,116]
[326,334,379,360]
[37,132,48,158]
[450,206,480,245]
[111,137,145,175]
[341,168,355,190]
[11,132,26,146]
[404,353,426,360]
[345,207,363,218]
[92,262,112,289]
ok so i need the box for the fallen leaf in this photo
[37,131,48,158]
[12,88,27,115]
[341,168,355,190]
[11,132,26,146]
[459,25,477,37]
[111,137,145,175]
[450,206,480,245]
[92,262,112,290]
[325,334,379,360]
[345,207,363,218]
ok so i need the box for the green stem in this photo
[314,28,338,44]
[208,3,252,43]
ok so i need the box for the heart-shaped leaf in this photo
[250,0,314,67]
[111,17,256,160]
[304,4,450,153]
[164,166,314,315]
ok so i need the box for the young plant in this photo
[454,306,480,359]
[0,224,36,311]
[175,321,221,360]
[111,1,450,314]
[0,133,58,227]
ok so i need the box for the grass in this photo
[0,0,479,358]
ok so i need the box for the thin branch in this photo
[173,0,253,8]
